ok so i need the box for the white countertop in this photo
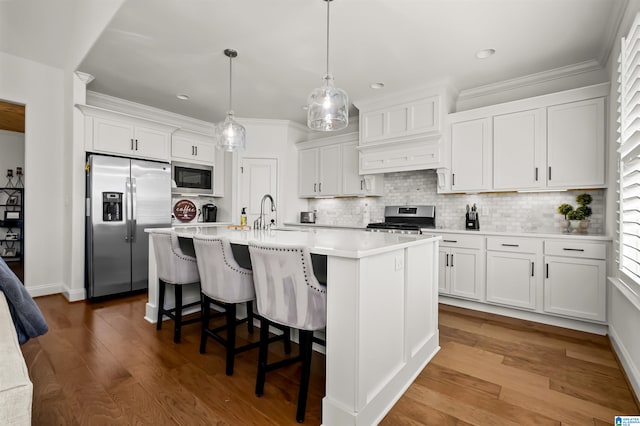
[171,221,232,227]
[146,226,439,259]
[283,222,367,230]
[425,228,612,241]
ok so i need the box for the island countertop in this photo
[146,226,440,259]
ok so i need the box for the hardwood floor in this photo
[22,294,638,425]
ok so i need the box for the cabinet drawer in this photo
[544,240,606,260]
[437,233,484,249]
[487,236,542,254]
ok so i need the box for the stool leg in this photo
[246,300,254,334]
[284,327,292,354]
[225,303,237,376]
[200,294,209,354]
[296,330,314,423]
[156,279,166,330]
[174,285,183,344]
[255,318,270,397]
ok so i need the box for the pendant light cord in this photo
[326,0,331,76]
[228,54,233,112]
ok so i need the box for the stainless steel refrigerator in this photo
[86,154,171,298]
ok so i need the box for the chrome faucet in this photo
[254,194,276,230]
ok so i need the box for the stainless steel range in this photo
[366,205,436,234]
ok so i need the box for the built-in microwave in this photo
[171,161,213,195]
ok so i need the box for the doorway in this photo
[0,100,25,281]
[238,157,278,227]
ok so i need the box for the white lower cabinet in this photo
[438,234,484,300]
[544,240,606,322]
[486,251,539,310]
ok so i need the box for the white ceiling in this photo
[77,0,626,126]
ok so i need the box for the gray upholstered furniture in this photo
[248,241,327,423]
[0,291,32,426]
[151,229,201,343]
[193,235,257,375]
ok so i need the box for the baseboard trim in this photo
[609,325,640,406]
[439,296,608,335]
[27,283,62,298]
[62,286,87,302]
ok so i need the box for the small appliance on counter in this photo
[300,211,316,224]
[202,203,217,222]
[466,204,479,230]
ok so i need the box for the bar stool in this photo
[151,230,201,343]
[248,242,327,423]
[192,235,258,376]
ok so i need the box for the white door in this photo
[239,158,278,226]
[449,248,482,300]
[493,109,545,190]
[319,144,342,195]
[438,248,450,294]
[450,118,491,191]
[486,251,537,310]
[298,148,318,197]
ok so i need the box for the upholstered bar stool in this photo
[151,229,201,343]
[192,234,258,376]
[248,241,327,423]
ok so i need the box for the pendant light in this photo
[307,0,348,132]
[216,48,246,151]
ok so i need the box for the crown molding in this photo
[599,0,629,66]
[74,71,94,85]
[457,60,604,104]
[86,91,216,135]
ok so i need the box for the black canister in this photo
[202,204,217,222]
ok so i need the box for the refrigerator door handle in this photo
[131,177,138,242]
[124,178,130,241]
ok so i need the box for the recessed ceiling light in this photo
[176,93,190,100]
[475,48,496,59]
[370,82,385,89]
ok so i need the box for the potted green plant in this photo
[557,194,592,233]
[557,203,573,232]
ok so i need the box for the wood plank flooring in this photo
[22,294,638,425]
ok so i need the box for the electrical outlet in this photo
[395,255,404,271]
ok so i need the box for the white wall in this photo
[0,52,65,294]
[0,130,25,180]
[605,0,640,401]
[232,119,308,225]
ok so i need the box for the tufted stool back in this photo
[151,229,199,285]
[248,242,326,331]
[193,235,255,303]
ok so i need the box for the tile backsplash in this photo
[308,169,605,234]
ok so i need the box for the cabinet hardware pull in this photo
[502,243,519,247]
[548,166,552,180]
[546,263,549,279]
[319,182,322,192]
[314,183,317,193]
[130,138,134,150]
[443,239,457,243]
[452,173,455,186]
[451,254,454,267]
[446,253,449,267]
[531,262,534,277]
[135,139,138,150]
[562,248,585,252]
[361,180,363,190]
[195,146,198,156]
[535,167,538,181]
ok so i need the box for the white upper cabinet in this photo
[360,96,440,145]
[298,145,341,197]
[342,142,383,196]
[298,133,383,198]
[354,86,453,174]
[77,104,176,161]
[450,118,492,192]
[546,97,605,188]
[493,109,546,190]
[171,130,216,165]
[442,83,608,193]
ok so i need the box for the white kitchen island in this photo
[145,226,440,425]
